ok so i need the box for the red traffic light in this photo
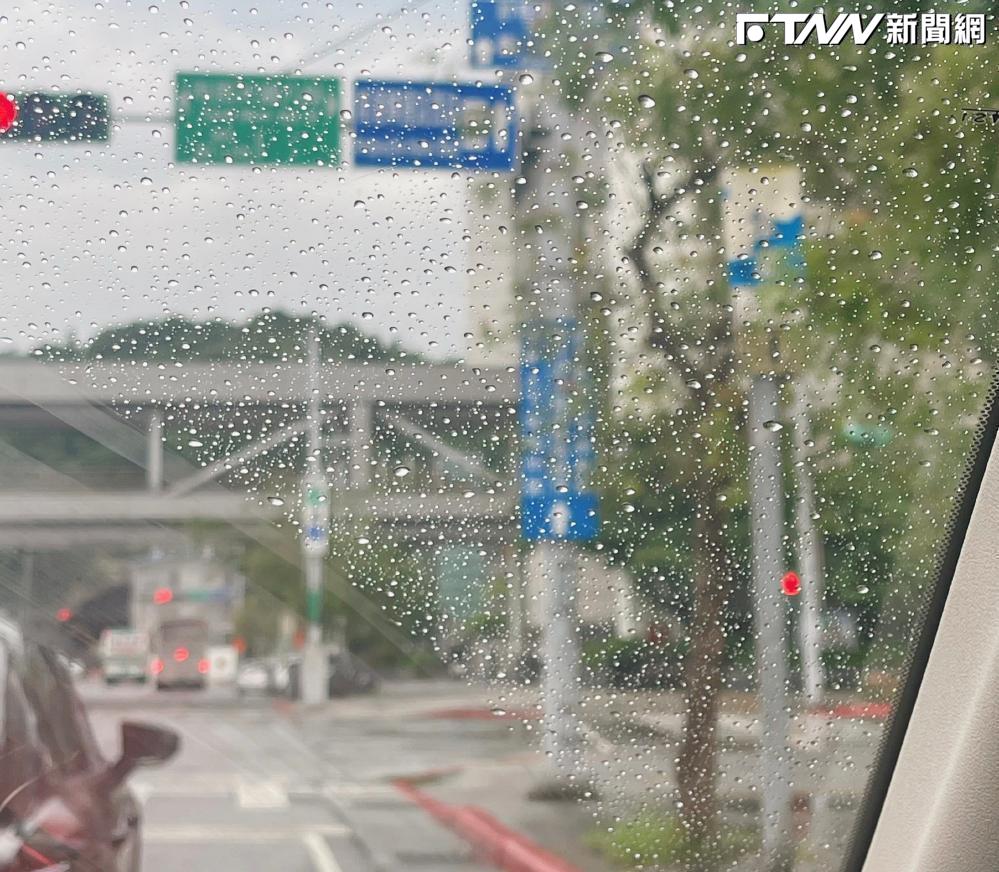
[153,587,174,605]
[781,571,801,596]
[55,607,72,623]
[0,93,17,133]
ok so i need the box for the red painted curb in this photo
[811,702,892,720]
[421,706,540,721]
[393,778,583,872]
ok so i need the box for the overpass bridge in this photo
[0,360,519,548]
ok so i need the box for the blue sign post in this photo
[470,0,548,69]
[353,80,517,170]
[520,319,599,542]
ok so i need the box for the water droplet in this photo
[267,496,285,507]
[870,250,883,260]
[518,73,534,84]
[857,585,870,595]
[594,51,614,62]
[683,68,699,79]
[637,94,656,108]
[393,465,410,478]
[361,312,374,320]
[187,439,203,448]
[763,420,783,432]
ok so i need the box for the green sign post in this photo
[175,73,341,167]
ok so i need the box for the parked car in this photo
[282,649,378,700]
[235,659,273,697]
[0,615,179,871]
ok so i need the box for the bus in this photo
[151,618,209,690]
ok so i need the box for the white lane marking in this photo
[144,824,349,843]
[303,831,344,872]
[236,779,289,809]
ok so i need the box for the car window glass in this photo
[0,4,993,871]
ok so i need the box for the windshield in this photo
[0,3,993,871]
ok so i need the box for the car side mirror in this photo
[109,722,179,785]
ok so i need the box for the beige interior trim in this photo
[863,434,999,869]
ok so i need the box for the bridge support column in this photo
[349,400,372,492]
[146,411,163,492]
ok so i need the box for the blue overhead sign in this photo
[470,0,548,69]
[353,80,517,170]
[520,320,599,542]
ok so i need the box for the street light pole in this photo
[301,326,329,705]
[518,103,595,799]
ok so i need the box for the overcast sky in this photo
[0,0,515,359]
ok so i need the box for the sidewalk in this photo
[296,678,881,872]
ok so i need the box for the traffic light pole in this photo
[724,168,798,870]
[791,386,825,707]
[746,374,794,872]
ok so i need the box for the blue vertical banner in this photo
[520,319,599,542]
[470,0,549,69]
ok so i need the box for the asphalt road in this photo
[82,682,496,872]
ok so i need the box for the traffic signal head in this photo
[781,571,801,596]
[153,587,174,605]
[0,94,17,133]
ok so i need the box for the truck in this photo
[98,628,149,685]
[151,618,209,690]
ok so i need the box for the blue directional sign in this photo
[353,80,517,170]
[727,213,805,287]
[520,319,599,542]
[470,0,548,69]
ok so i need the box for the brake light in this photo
[151,657,164,675]
[173,647,189,663]
[198,658,210,674]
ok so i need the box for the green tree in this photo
[551,4,998,865]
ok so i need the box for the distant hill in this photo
[35,311,421,365]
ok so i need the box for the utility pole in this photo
[724,168,800,870]
[300,326,329,705]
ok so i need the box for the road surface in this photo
[82,682,499,872]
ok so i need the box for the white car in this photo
[236,660,272,695]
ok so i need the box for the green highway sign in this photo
[175,73,341,167]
